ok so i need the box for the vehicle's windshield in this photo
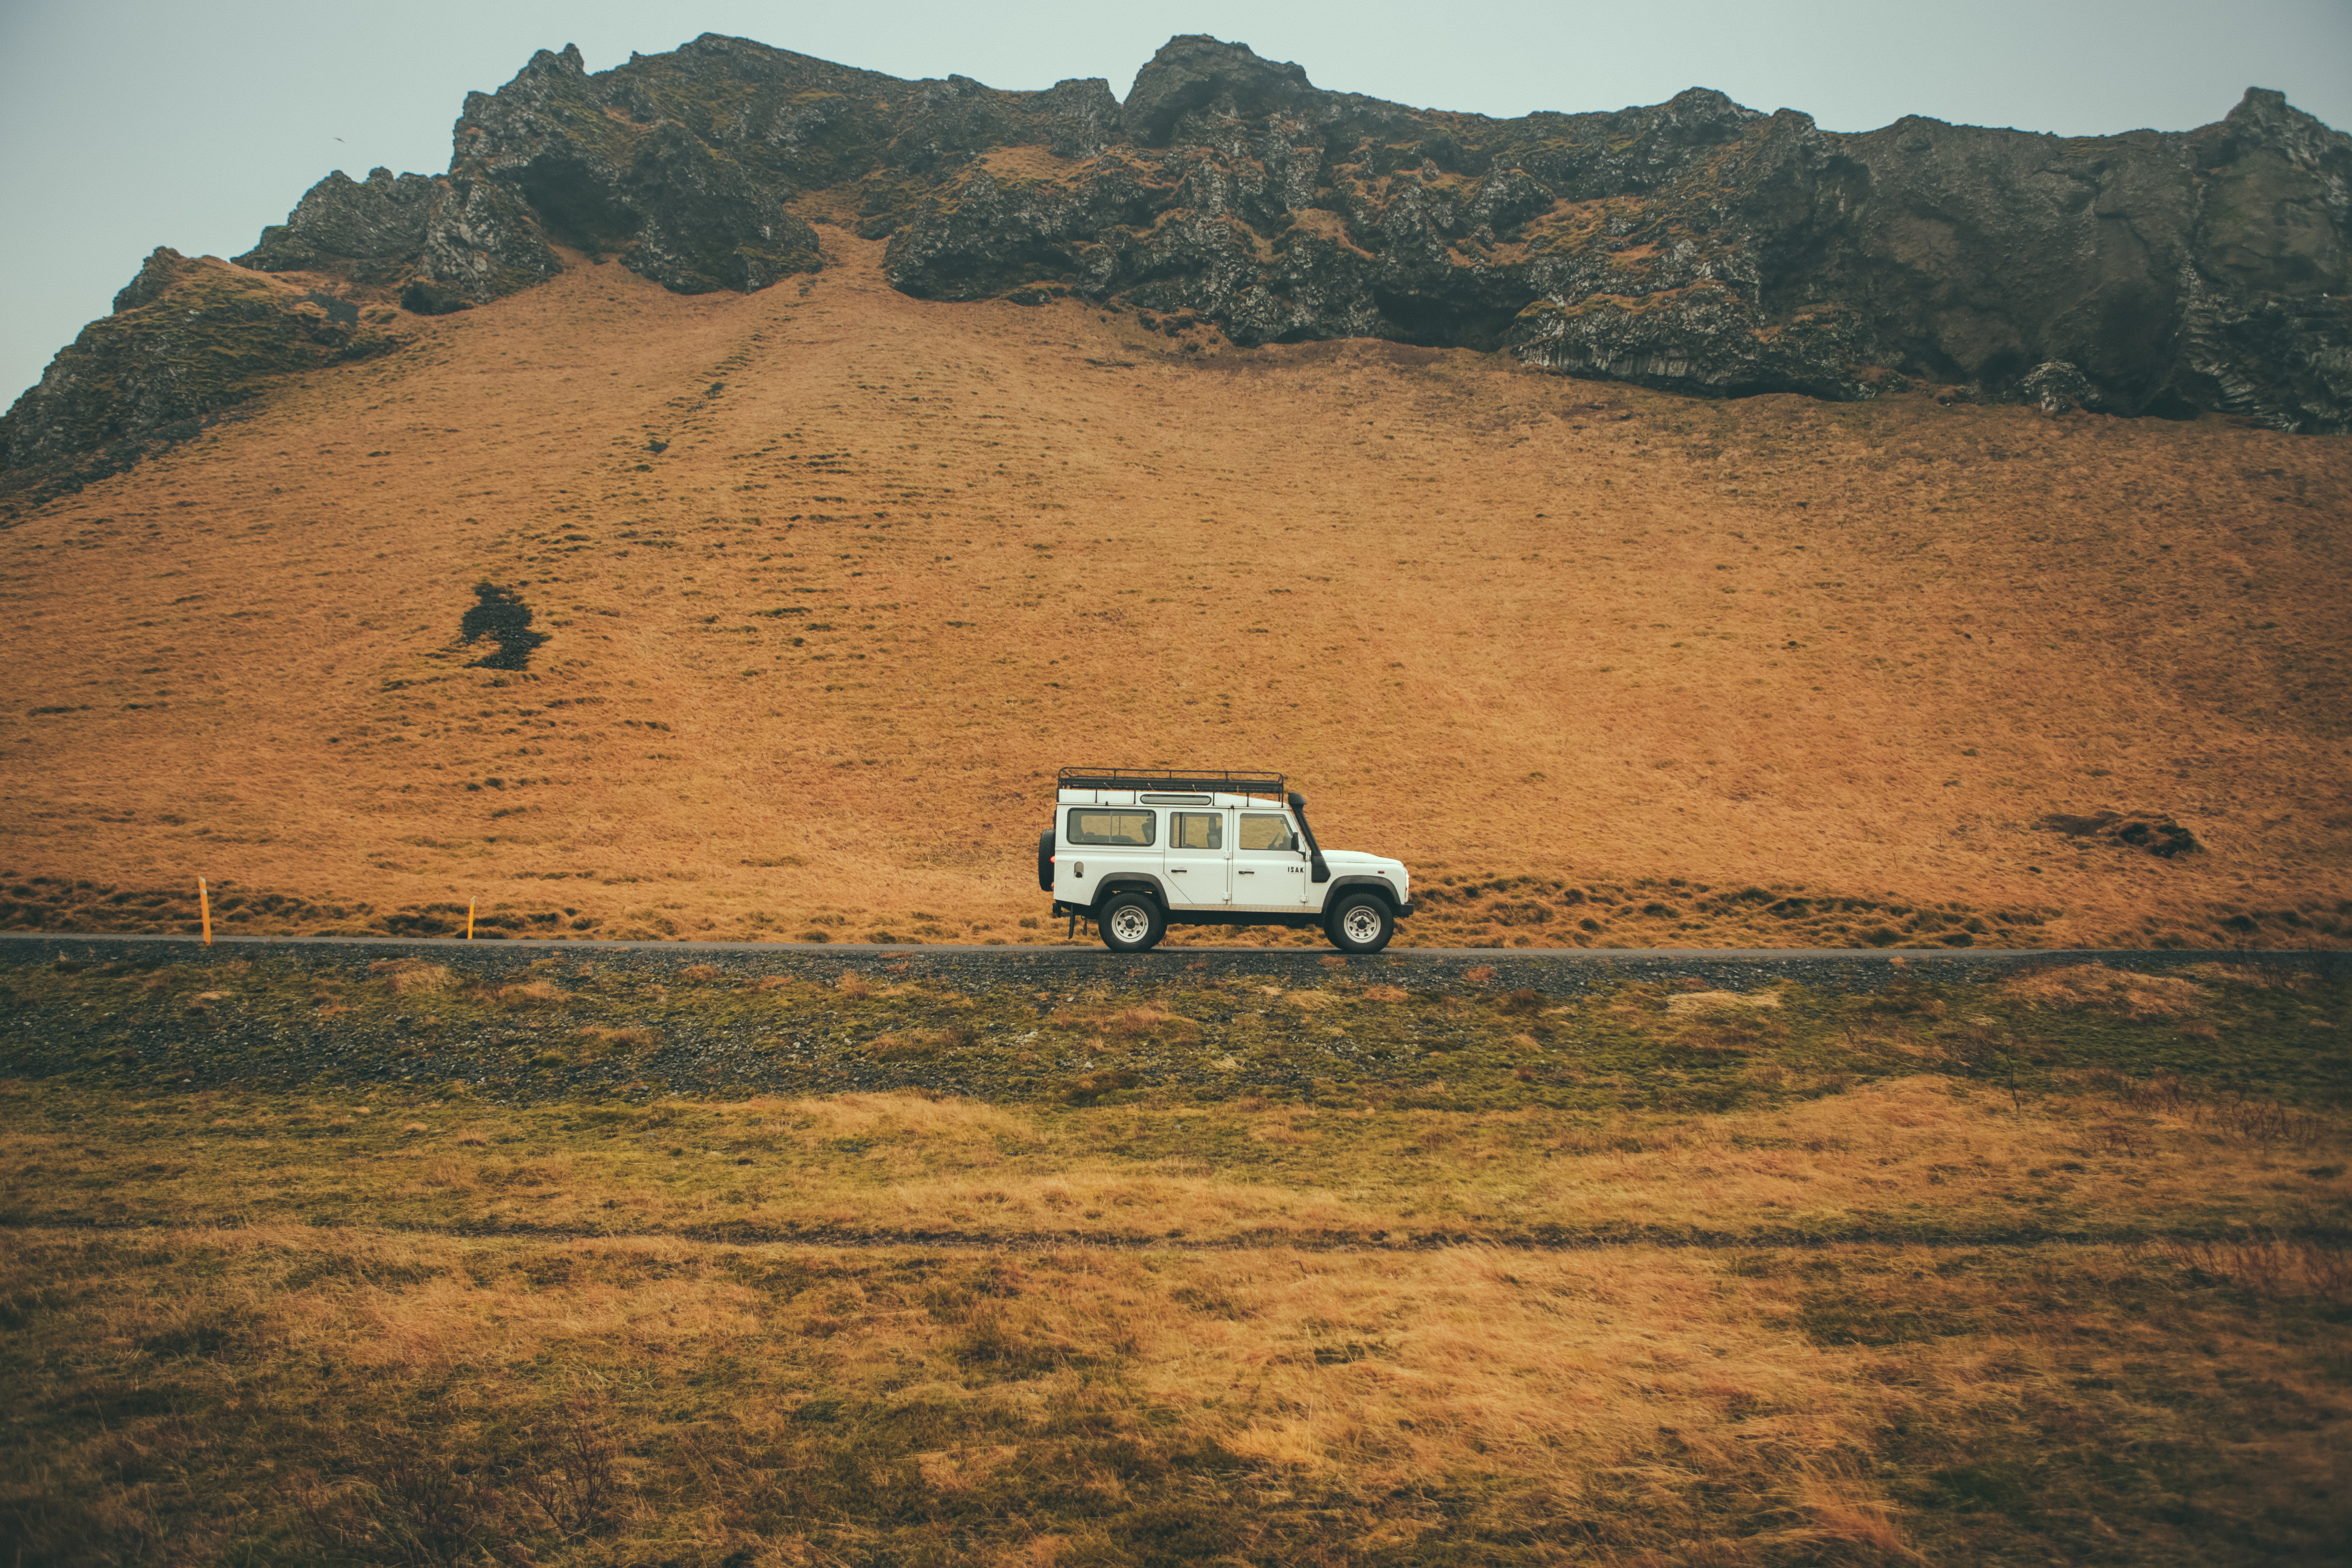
[1237,813,1293,851]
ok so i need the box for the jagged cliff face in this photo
[5,33,2348,498]
[875,38,2349,429]
[0,250,401,481]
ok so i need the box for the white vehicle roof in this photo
[1054,767,1292,813]
[1057,787,1293,811]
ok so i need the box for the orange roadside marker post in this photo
[466,900,476,940]
[198,877,212,946]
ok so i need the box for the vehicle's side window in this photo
[1066,808,1156,846]
[1237,813,1294,851]
[1171,812,1222,850]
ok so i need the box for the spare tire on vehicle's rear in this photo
[1036,830,1055,892]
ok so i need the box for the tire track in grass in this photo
[6,1215,2346,1255]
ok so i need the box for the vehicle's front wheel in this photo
[1326,892,1394,954]
[1097,891,1165,954]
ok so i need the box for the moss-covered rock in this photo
[0,249,396,506]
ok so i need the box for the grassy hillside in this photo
[2,232,2347,949]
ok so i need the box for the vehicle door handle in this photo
[1237,870,1255,875]
[1170,868,1186,873]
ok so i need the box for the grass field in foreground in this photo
[2,959,2347,1564]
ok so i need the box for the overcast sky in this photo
[4,0,2347,406]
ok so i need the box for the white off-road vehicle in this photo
[1036,767,1415,954]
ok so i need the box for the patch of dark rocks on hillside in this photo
[458,581,552,671]
[2037,811,2204,860]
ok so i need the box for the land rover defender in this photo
[1036,767,1414,954]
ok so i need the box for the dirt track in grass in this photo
[3,229,2348,952]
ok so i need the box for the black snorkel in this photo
[1288,791,1331,884]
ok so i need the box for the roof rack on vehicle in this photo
[1058,766,1288,800]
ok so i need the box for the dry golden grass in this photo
[738,1089,1035,1142]
[7,1071,2344,1250]
[2184,960,2311,988]
[1,954,2347,1561]
[370,958,453,994]
[4,1213,2347,1562]
[1,230,2347,952]
[2000,962,2208,1018]
[1664,987,1784,1014]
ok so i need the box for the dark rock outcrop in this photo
[1,249,396,505]
[238,167,442,285]
[883,44,2350,431]
[2021,361,2100,415]
[225,35,1130,309]
[8,32,2349,504]
[236,43,821,300]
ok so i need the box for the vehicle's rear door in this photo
[1060,805,1159,903]
[1162,810,1233,909]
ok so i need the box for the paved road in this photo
[3,931,2342,996]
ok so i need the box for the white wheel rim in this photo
[1342,906,1383,943]
[1110,906,1151,943]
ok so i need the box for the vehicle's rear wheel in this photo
[1326,892,1394,954]
[1098,891,1165,954]
[1036,830,1055,893]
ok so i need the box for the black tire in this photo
[1326,892,1394,954]
[1097,891,1165,954]
[1036,830,1055,893]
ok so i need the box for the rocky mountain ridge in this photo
[5,32,2347,500]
